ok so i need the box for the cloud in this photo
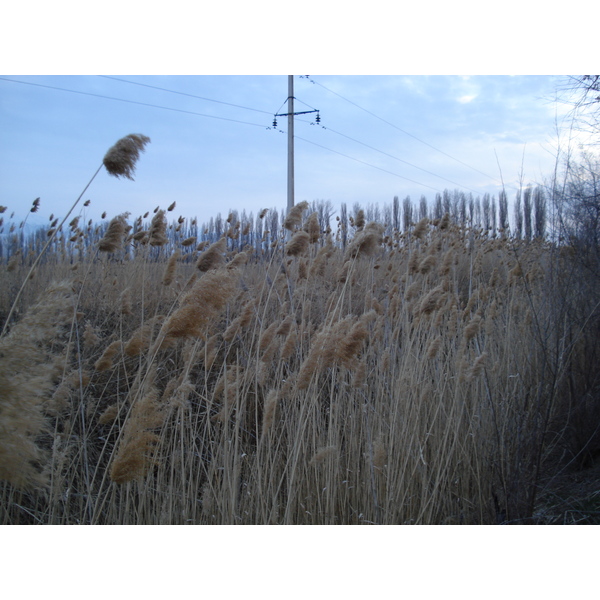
[457,94,477,104]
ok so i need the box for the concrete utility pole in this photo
[287,75,294,213]
[273,76,320,214]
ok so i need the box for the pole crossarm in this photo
[275,109,319,117]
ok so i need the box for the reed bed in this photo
[1,201,598,525]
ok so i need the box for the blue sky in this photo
[0,74,573,230]
[1,3,594,233]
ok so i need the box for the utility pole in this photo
[273,76,320,213]
[287,75,294,213]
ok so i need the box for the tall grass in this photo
[3,192,596,525]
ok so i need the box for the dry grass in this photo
[1,205,598,525]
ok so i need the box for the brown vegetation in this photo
[1,203,599,525]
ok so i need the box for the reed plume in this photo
[181,236,197,247]
[261,389,279,436]
[355,209,365,231]
[103,134,151,180]
[124,316,165,357]
[120,288,133,316]
[344,222,384,260]
[418,285,444,316]
[285,230,310,256]
[283,201,309,231]
[297,315,370,389]
[109,385,164,484]
[98,404,119,425]
[94,340,122,371]
[418,254,437,274]
[196,238,227,272]
[98,214,129,252]
[148,210,168,247]
[83,321,100,350]
[162,250,181,286]
[413,217,429,240]
[281,325,298,360]
[464,315,482,342]
[468,352,488,381]
[310,446,337,465]
[227,251,248,269]
[304,212,321,243]
[427,336,442,359]
[161,268,237,342]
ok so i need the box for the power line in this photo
[99,75,274,115]
[287,130,443,193]
[0,76,268,128]
[319,124,483,195]
[305,75,504,185]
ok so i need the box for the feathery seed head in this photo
[418,254,437,274]
[427,336,442,359]
[344,222,384,261]
[413,217,429,240]
[98,213,129,253]
[355,209,365,231]
[464,314,482,342]
[310,446,337,465]
[261,389,279,436]
[227,251,248,269]
[103,134,150,180]
[285,230,310,256]
[181,236,197,247]
[196,238,227,272]
[94,340,122,371]
[148,210,168,247]
[162,267,237,341]
[304,212,321,243]
[162,250,181,286]
[283,201,309,231]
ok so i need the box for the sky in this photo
[0,73,576,231]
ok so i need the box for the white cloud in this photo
[457,94,477,104]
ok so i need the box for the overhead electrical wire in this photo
[318,123,483,195]
[99,75,274,115]
[0,76,268,128]
[276,127,443,193]
[305,75,505,186]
